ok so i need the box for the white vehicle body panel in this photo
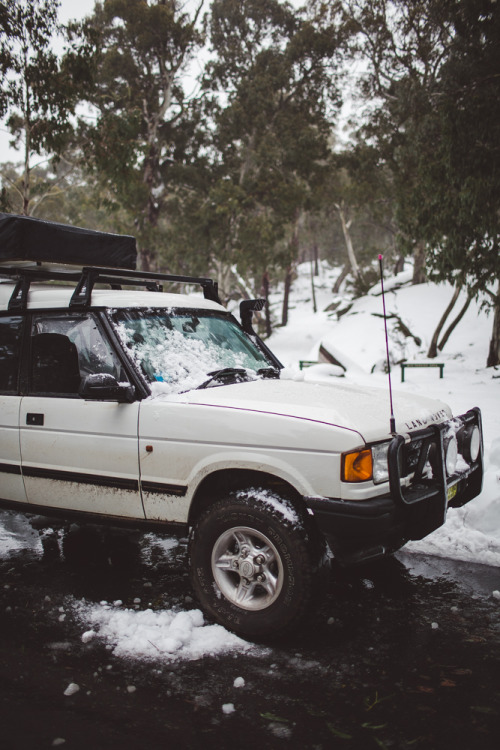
[138,399,352,522]
[19,396,143,517]
[175,379,452,443]
[0,395,26,503]
[138,378,452,521]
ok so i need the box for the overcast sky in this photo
[58,0,97,23]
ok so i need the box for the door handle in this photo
[26,413,44,426]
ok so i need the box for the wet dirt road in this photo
[0,512,499,750]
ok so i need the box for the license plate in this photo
[447,484,458,503]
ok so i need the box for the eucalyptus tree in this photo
[348,0,455,277]
[75,0,205,269]
[0,0,85,215]
[419,0,500,364]
[200,0,354,325]
[351,0,500,365]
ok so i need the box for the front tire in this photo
[189,489,326,639]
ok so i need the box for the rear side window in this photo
[0,315,24,393]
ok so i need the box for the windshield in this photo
[112,308,272,395]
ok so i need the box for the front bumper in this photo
[305,408,484,566]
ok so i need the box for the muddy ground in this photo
[0,514,499,750]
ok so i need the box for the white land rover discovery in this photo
[0,214,484,638]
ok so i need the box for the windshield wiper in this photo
[197,367,251,389]
[257,367,280,379]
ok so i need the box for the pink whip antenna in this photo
[378,254,396,434]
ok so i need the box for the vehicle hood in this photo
[171,378,451,443]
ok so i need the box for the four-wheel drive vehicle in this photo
[0,214,484,638]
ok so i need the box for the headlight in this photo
[460,424,481,464]
[341,442,390,484]
[372,442,390,484]
[445,434,458,476]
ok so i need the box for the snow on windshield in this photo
[112,309,269,395]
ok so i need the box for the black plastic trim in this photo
[22,466,139,491]
[0,462,22,475]
[305,494,393,518]
[141,481,187,496]
[99,311,149,400]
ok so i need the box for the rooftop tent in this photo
[0,213,137,270]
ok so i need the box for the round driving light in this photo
[464,425,481,463]
[445,434,458,476]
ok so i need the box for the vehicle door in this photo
[19,311,144,519]
[0,313,26,504]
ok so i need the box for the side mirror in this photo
[80,373,135,403]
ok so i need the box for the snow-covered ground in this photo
[268,261,500,568]
[1,260,498,661]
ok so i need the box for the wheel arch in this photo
[187,468,307,529]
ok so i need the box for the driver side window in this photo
[29,313,127,396]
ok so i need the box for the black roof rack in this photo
[0,265,221,311]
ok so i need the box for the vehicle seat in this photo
[31,333,82,394]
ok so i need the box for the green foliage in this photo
[0,0,84,153]
[74,0,206,264]
[353,0,500,362]
[194,0,353,296]
[0,0,91,214]
[354,0,500,290]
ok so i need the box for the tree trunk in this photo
[261,270,272,338]
[427,285,461,358]
[310,253,317,313]
[312,242,319,276]
[22,113,31,216]
[487,283,500,367]
[281,265,294,327]
[412,242,427,284]
[438,292,473,352]
[282,214,300,326]
[333,263,349,294]
[393,253,405,275]
[336,203,363,286]
[213,258,233,304]
[139,247,153,272]
[231,264,253,300]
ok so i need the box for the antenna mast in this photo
[378,255,396,434]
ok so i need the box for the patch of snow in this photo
[237,488,300,525]
[63,683,80,697]
[0,512,42,557]
[73,602,265,662]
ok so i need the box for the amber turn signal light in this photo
[342,449,373,482]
